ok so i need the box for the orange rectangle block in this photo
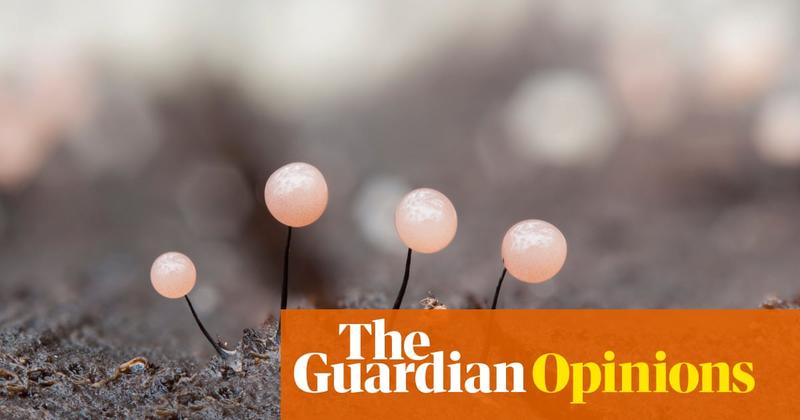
[281,310,800,419]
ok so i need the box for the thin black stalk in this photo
[393,248,413,309]
[280,226,293,310]
[490,268,508,310]
[185,295,233,359]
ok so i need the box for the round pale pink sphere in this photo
[150,252,197,299]
[395,188,457,253]
[502,220,567,283]
[264,162,328,227]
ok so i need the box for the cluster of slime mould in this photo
[150,161,569,357]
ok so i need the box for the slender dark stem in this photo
[393,248,413,309]
[185,295,227,358]
[280,226,293,310]
[490,268,508,309]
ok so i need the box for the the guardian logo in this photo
[292,319,755,404]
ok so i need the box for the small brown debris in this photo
[420,295,448,310]
[761,295,800,309]
[1,368,26,396]
[91,357,148,388]
[248,351,270,361]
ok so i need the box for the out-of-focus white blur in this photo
[505,71,618,166]
[755,92,800,166]
[700,3,793,107]
[353,176,409,254]
[1,0,799,188]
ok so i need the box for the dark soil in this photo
[2,292,795,419]
[0,292,401,418]
[0,308,280,419]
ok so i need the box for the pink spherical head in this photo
[264,162,328,227]
[395,188,458,253]
[150,252,197,299]
[502,220,567,283]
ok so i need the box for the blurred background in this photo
[2,0,800,357]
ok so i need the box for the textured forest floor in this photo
[0,293,795,418]
[0,308,281,419]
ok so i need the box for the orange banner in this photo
[281,310,800,419]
